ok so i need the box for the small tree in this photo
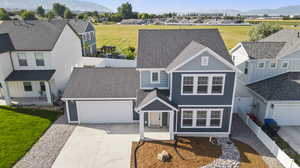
[123,46,136,60]
[36,6,45,17]
[0,8,10,20]
[46,11,55,20]
[21,11,36,20]
[249,23,283,41]
[53,3,66,17]
[64,9,73,19]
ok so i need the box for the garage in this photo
[76,101,133,123]
[62,68,139,124]
[272,104,300,126]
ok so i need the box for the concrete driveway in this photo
[52,124,140,168]
[52,124,170,168]
[278,126,300,154]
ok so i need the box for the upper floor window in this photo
[201,56,209,66]
[23,82,32,92]
[281,61,289,69]
[181,109,223,128]
[150,71,160,83]
[35,52,45,66]
[270,61,277,69]
[257,62,265,69]
[17,53,27,66]
[181,74,225,95]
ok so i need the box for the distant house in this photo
[0,20,83,105]
[68,20,97,57]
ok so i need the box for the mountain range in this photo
[0,0,111,12]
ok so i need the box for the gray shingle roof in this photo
[0,20,67,51]
[166,41,207,71]
[68,20,90,34]
[247,72,300,101]
[136,89,177,109]
[260,29,300,57]
[137,29,232,68]
[0,33,14,54]
[62,68,139,99]
[5,70,56,81]
[241,42,286,59]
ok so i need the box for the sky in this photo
[83,0,300,13]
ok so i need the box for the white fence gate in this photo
[239,113,300,168]
[234,97,253,114]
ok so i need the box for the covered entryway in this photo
[272,104,300,126]
[76,101,134,123]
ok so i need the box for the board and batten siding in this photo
[171,72,235,105]
[11,51,52,70]
[8,81,43,97]
[177,51,232,71]
[176,107,231,132]
[140,70,169,88]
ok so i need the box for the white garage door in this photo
[76,101,133,123]
[273,104,300,126]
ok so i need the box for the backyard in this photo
[0,106,61,168]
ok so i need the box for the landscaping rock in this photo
[157,150,171,162]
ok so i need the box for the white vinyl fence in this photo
[80,57,136,68]
[239,113,299,168]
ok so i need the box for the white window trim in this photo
[281,60,289,69]
[150,71,160,84]
[181,108,223,128]
[257,61,265,69]
[269,61,277,69]
[17,52,27,66]
[181,74,226,96]
[35,52,45,66]
[201,56,209,66]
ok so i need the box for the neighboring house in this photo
[62,29,237,140]
[231,29,300,126]
[68,20,97,57]
[0,20,83,105]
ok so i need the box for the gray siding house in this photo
[62,29,237,140]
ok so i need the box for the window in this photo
[270,61,277,69]
[181,109,223,128]
[257,62,265,69]
[17,53,27,66]
[197,76,208,94]
[244,61,248,74]
[201,56,209,66]
[35,52,45,66]
[40,82,46,92]
[23,82,32,92]
[182,111,193,127]
[150,71,160,83]
[281,61,289,69]
[212,76,224,94]
[181,74,225,95]
[182,76,194,94]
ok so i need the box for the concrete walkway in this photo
[231,114,284,168]
[278,126,300,154]
[14,115,76,168]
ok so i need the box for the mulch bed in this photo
[131,137,222,168]
[232,140,268,168]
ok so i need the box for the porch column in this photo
[139,111,144,140]
[169,111,175,140]
[45,81,52,104]
[3,82,11,105]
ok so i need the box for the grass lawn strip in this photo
[0,106,61,168]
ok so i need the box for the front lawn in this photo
[0,106,61,168]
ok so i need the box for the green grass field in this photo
[95,24,253,52]
[0,106,60,168]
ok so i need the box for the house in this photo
[68,20,97,57]
[62,29,237,140]
[231,29,300,126]
[0,20,83,105]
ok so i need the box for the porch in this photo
[1,70,55,105]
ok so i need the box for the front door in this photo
[149,112,161,127]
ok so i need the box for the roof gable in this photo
[137,29,232,69]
